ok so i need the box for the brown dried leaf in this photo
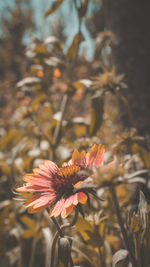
[89,96,104,136]
[45,0,64,17]
[96,161,124,186]
[66,33,84,60]
[112,249,128,267]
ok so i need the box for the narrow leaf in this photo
[45,0,64,17]
[89,96,104,136]
[66,33,84,60]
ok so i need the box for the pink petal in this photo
[64,192,87,208]
[26,192,56,209]
[34,193,56,209]
[61,205,74,218]
[49,198,65,217]
[16,184,53,192]
[80,150,86,165]
[86,144,98,168]
[72,193,78,205]
[94,145,105,168]
[39,164,53,175]
[76,192,87,204]
[33,168,52,179]
[86,144,105,169]
[72,149,80,165]
[64,195,75,208]
[24,176,52,187]
[44,160,58,174]
[67,159,72,166]
[71,150,86,166]
[62,162,68,167]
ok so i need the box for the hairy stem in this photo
[110,185,139,267]
[51,216,64,237]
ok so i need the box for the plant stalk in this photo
[50,213,78,267]
[110,185,139,267]
[52,94,68,147]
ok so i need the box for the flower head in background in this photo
[16,144,105,218]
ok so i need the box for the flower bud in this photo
[58,236,72,266]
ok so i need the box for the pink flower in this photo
[16,144,105,218]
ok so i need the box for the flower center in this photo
[52,165,86,196]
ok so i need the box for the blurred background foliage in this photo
[0,0,150,266]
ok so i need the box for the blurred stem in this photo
[31,114,53,148]
[52,93,68,147]
[72,0,82,69]
[134,232,141,267]
[51,10,81,153]
[116,91,133,126]
[50,209,78,267]
[51,2,83,161]
[98,247,106,267]
[28,213,43,267]
[110,185,139,267]
[51,216,64,237]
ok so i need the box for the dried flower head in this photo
[16,144,105,218]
